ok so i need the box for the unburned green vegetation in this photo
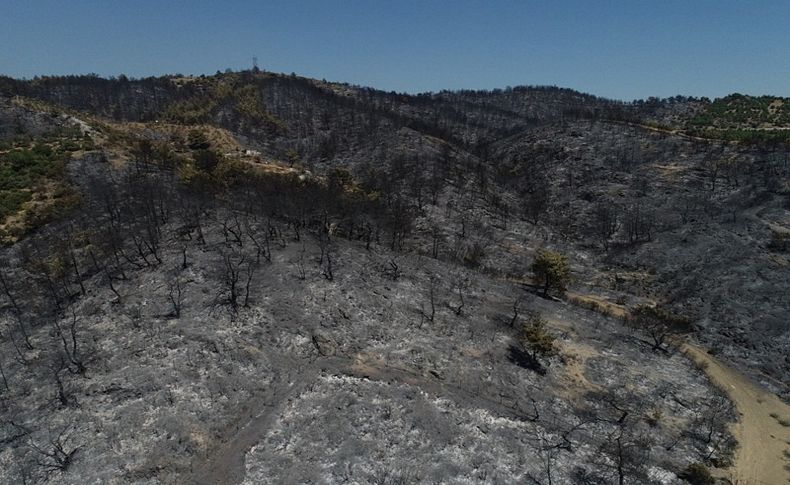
[686,93,790,144]
[162,73,284,132]
[689,94,790,129]
[0,128,87,241]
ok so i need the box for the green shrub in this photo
[0,133,80,234]
[0,190,31,219]
[520,313,557,361]
[0,148,65,190]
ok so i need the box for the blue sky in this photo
[1,0,789,100]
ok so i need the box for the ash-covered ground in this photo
[0,201,735,483]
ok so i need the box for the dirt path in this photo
[606,119,734,144]
[683,343,790,485]
[184,334,790,485]
[183,352,546,485]
[184,361,321,485]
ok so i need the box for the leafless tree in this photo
[52,307,85,374]
[383,259,400,280]
[591,201,619,250]
[221,214,244,247]
[451,273,468,316]
[0,269,32,349]
[64,235,86,296]
[527,434,559,485]
[167,277,184,318]
[575,386,655,484]
[506,292,525,328]
[623,199,655,244]
[2,320,28,364]
[244,217,268,263]
[425,275,437,324]
[430,225,443,259]
[105,269,122,303]
[27,425,80,476]
[50,356,70,407]
[701,149,724,194]
[689,395,736,462]
[318,230,334,281]
[295,242,307,280]
[522,175,551,224]
[243,260,256,307]
[595,429,652,485]
[0,353,9,392]
[219,251,244,312]
[322,248,334,281]
[628,305,691,353]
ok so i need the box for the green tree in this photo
[520,313,557,362]
[531,249,570,296]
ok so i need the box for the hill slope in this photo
[0,71,788,484]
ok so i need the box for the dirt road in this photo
[563,291,789,483]
[683,343,790,485]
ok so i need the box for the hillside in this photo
[690,94,790,129]
[0,71,788,484]
[686,93,790,144]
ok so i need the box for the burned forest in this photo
[0,71,788,484]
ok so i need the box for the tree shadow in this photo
[519,283,560,302]
[508,344,547,375]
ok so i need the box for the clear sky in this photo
[1,0,789,100]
